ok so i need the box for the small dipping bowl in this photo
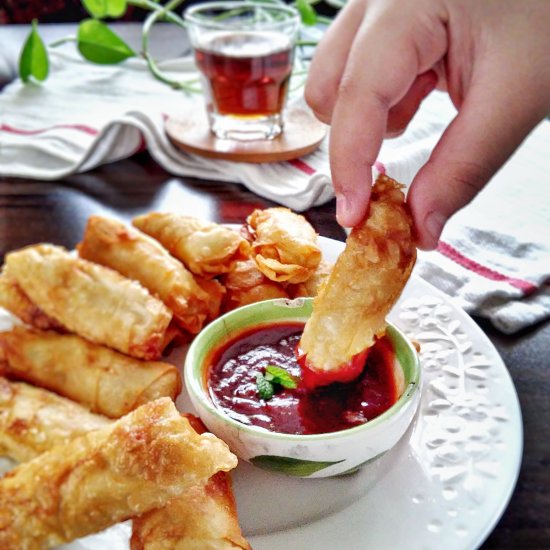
[185,298,421,478]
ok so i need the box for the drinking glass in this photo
[185,1,300,141]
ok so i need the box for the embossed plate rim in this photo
[248,235,523,550]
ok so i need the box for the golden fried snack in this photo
[4,244,172,360]
[0,398,237,550]
[133,213,250,278]
[162,321,188,349]
[245,207,322,284]
[131,414,250,550]
[196,276,225,321]
[288,260,333,298]
[78,216,212,334]
[0,326,181,418]
[299,175,416,387]
[0,274,65,332]
[0,377,109,463]
[221,259,288,312]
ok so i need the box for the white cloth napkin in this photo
[0,49,549,333]
[376,98,550,334]
[0,50,334,210]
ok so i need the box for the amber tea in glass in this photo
[185,2,300,141]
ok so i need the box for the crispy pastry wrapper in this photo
[131,414,250,550]
[300,175,416,375]
[0,398,237,550]
[246,207,322,284]
[0,377,109,463]
[3,244,172,360]
[78,216,212,334]
[132,213,250,278]
[162,321,191,350]
[221,259,288,312]
[288,260,333,298]
[0,274,65,332]
[196,277,225,322]
[0,326,182,418]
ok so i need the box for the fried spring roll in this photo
[4,244,172,360]
[131,414,250,550]
[78,216,212,334]
[132,213,250,278]
[0,377,109,463]
[288,260,333,298]
[196,277,225,321]
[0,275,65,332]
[0,398,237,550]
[246,207,322,284]
[0,326,182,418]
[221,259,288,312]
[299,175,416,386]
[162,321,193,350]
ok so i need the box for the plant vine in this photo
[19,0,340,92]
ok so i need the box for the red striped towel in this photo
[0,50,334,210]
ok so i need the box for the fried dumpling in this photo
[245,208,322,284]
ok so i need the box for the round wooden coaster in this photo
[165,104,327,163]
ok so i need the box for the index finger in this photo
[305,0,367,123]
[330,10,447,227]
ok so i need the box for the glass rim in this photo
[184,1,301,30]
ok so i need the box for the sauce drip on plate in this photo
[207,322,399,435]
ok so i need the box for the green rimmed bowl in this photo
[185,298,421,478]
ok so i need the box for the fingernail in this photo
[425,211,446,247]
[336,194,353,227]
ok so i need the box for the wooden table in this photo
[0,152,548,549]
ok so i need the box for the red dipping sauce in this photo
[207,322,399,435]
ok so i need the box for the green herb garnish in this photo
[256,365,299,401]
[265,365,299,389]
[256,372,275,401]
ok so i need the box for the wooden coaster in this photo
[165,104,327,163]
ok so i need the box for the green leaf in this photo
[19,20,49,83]
[250,455,344,476]
[265,365,299,389]
[256,373,275,401]
[295,0,317,26]
[77,19,135,64]
[82,0,127,18]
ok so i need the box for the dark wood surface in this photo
[0,152,548,549]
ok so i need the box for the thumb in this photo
[408,82,547,250]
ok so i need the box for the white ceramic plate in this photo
[1,235,522,550]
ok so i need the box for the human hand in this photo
[305,0,550,249]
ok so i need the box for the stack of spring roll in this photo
[0,390,246,549]
[0,209,331,548]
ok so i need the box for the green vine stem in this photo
[24,0,337,92]
[128,0,186,27]
[49,36,77,48]
[295,40,318,47]
[141,0,201,92]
